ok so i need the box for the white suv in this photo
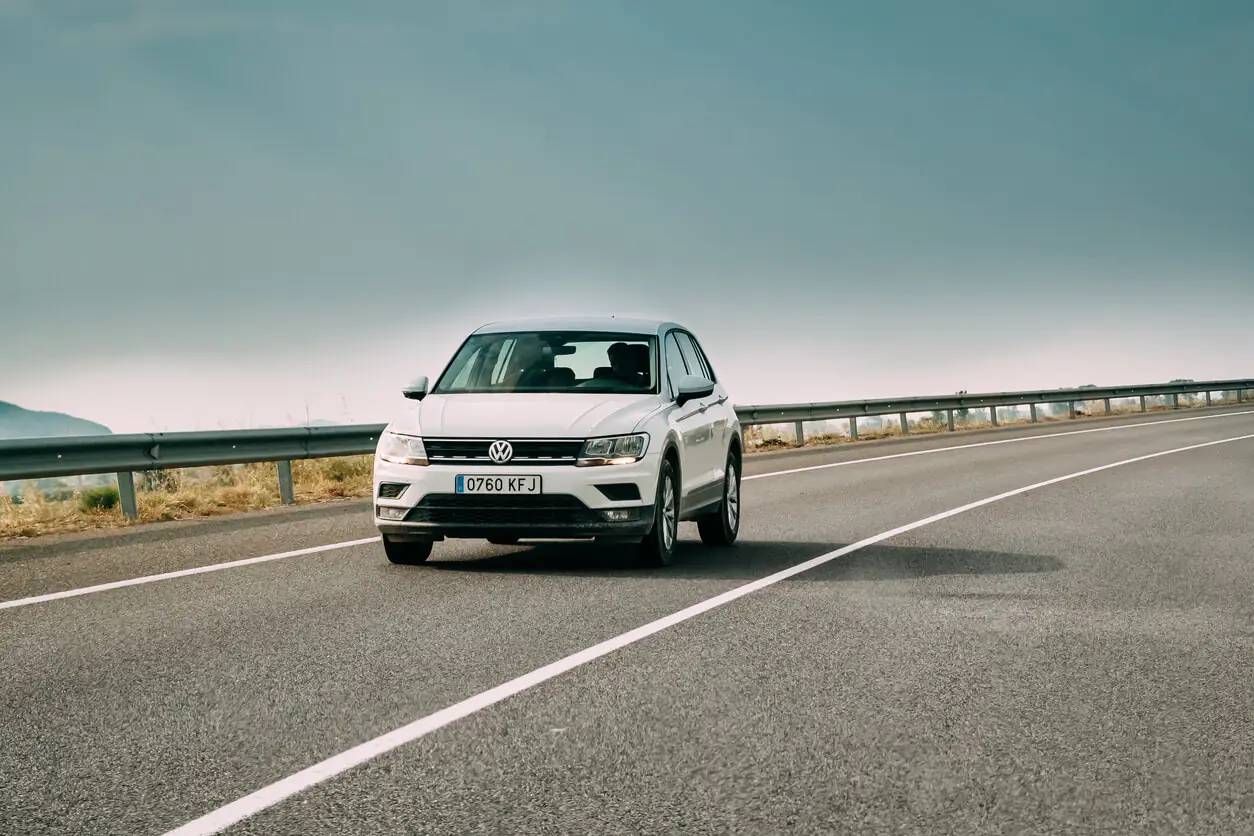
[372,317,743,566]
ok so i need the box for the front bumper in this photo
[372,452,660,541]
[376,504,656,541]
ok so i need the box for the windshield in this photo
[433,331,659,394]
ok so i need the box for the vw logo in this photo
[488,440,514,463]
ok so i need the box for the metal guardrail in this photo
[736,378,1254,445]
[1,378,1250,520]
[0,425,387,520]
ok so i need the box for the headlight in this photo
[377,431,429,466]
[577,433,648,466]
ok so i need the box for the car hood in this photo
[387,393,664,438]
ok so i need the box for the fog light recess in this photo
[601,508,639,522]
[377,506,407,520]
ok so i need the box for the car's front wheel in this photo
[639,457,679,567]
[382,535,433,565]
[697,450,741,546]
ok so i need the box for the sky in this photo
[2,0,1252,433]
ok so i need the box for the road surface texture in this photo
[2,406,1252,835]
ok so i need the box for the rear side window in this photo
[685,333,717,382]
[663,332,689,398]
[672,331,708,381]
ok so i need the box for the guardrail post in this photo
[277,461,295,504]
[1068,401,1075,419]
[898,413,908,434]
[117,471,138,520]
[792,421,805,447]
[1171,393,1179,409]
[848,416,858,441]
[1239,390,1244,404]
[1103,398,1111,415]
[989,406,998,427]
[1139,395,1147,412]
[947,409,955,431]
[1206,391,1212,407]
[1029,403,1038,423]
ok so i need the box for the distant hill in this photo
[0,401,112,440]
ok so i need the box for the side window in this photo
[673,332,707,383]
[663,332,689,399]
[685,333,716,382]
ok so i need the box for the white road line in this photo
[742,408,1254,481]
[156,431,1254,836]
[0,538,380,611]
[2,407,1250,612]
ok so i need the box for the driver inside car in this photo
[607,341,648,387]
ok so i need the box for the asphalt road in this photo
[2,406,1252,835]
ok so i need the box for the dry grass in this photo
[0,455,374,540]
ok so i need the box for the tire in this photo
[383,535,433,565]
[639,457,679,567]
[697,450,741,547]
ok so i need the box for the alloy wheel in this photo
[661,474,677,551]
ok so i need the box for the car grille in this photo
[404,494,599,526]
[423,438,584,466]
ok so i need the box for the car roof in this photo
[471,316,684,337]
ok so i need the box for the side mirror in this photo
[401,376,429,400]
[675,374,715,406]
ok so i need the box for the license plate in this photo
[455,475,542,494]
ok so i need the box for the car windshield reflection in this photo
[432,331,659,395]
